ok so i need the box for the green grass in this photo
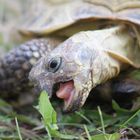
[0,90,140,140]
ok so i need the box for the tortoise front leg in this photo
[0,38,62,96]
[92,71,140,110]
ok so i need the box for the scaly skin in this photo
[0,38,62,95]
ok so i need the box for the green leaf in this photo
[120,109,140,128]
[39,90,57,126]
[91,133,121,140]
[112,100,132,113]
[38,91,78,139]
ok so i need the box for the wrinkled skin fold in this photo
[29,25,140,112]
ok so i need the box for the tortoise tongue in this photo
[56,81,74,101]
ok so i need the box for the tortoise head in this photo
[29,33,97,112]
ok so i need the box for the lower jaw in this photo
[63,89,75,111]
[55,80,83,112]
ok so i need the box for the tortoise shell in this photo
[19,0,140,36]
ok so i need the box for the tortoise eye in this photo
[47,57,62,73]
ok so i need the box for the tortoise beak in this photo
[39,81,54,98]
[29,73,54,97]
[29,66,54,98]
[42,85,53,98]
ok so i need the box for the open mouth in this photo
[56,80,76,110]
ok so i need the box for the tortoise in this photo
[0,0,140,112]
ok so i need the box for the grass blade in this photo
[84,125,92,140]
[97,106,105,134]
[15,117,23,140]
